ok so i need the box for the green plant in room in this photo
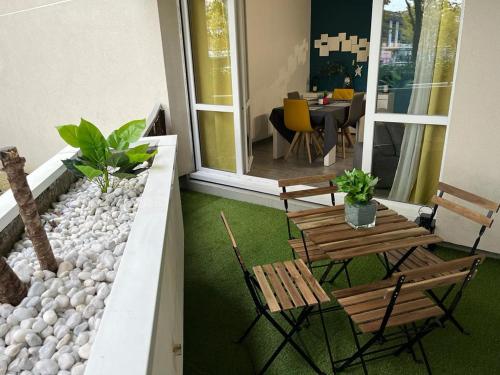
[334,169,378,205]
[56,119,157,193]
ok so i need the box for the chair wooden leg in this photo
[285,132,300,160]
[312,133,323,155]
[342,131,346,159]
[344,127,355,148]
[305,133,312,164]
[296,133,304,159]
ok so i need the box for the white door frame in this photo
[185,0,466,217]
[181,0,247,175]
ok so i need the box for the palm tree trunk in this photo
[0,256,28,305]
[0,147,58,272]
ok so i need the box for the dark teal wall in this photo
[310,0,372,92]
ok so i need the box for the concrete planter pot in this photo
[345,200,377,229]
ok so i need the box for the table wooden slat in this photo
[308,221,418,244]
[304,214,408,237]
[296,209,398,231]
[327,234,442,261]
[319,227,429,252]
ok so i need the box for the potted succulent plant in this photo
[334,169,379,228]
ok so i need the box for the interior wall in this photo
[156,0,195,176]
[310,0,372,92]
[245,0,311,142]
[0,0,168,171]
[438,0,500,254]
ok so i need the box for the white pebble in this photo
[43,310,58,325]
[58,353,75,371]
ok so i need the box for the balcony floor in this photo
[182,190,500,374]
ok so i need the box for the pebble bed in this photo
[0,173,148,375]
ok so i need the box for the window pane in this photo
[198,111,236,172]
[188,0,233,105]
[376,0,462,115]
[372,122,446,205]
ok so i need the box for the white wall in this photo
[0,0,168,171]
[438,0,500,254]
[245,0,311,142]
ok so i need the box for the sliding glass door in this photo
[364,0,463,205]
[182,0,249,174]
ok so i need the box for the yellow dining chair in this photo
[332,88,354,101]
[283,99,323,164]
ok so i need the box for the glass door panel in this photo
[184,0,245,174]
[197,111,236,172]
[376,0,462,115]
[372,122,446,205]
[188,0,233,106]
[363,0,463,208]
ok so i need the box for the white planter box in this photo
[0,135,184,375]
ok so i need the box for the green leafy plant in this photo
[334,169,379,205]
[57,119,157,193]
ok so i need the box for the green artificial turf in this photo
[182,190,500,374]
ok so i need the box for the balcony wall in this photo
[438,0,500,254]
[0,0,168,171]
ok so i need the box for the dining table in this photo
[269,101,351,166]
[287,202,443,281]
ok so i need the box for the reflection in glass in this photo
[189,0,233,105]
[198,111,236,172]
[372,122,446,205]
[376,0,462,115]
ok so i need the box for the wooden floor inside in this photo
[247,137,354,182]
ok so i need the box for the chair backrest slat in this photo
[386,255,484,297]
[394,271,470,295]
[438,182,500,212]
[220,212,248,273]
[278,173,337,187]
[393,255,484,281]
[431,196,494,227]
[280,186,337,200]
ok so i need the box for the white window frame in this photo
[181,0,246,175]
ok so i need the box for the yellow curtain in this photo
[410,1,460,204]
[189,0,236,172]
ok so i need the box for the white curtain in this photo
[388,0,444,202]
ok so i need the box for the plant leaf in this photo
[77,119,109,165]
[107,132,129,151]
[107,119,146,150]
[56,125,80,147]
[126,145,157,163]
[62,159,85,177]
[75,164,103,180]
[111,172,139,179]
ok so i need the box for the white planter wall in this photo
[0,135,184,375]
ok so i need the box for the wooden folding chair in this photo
[220,212,333,374]
[278,175,349,286]
[331,255,484,374]
[385,181,499,333]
